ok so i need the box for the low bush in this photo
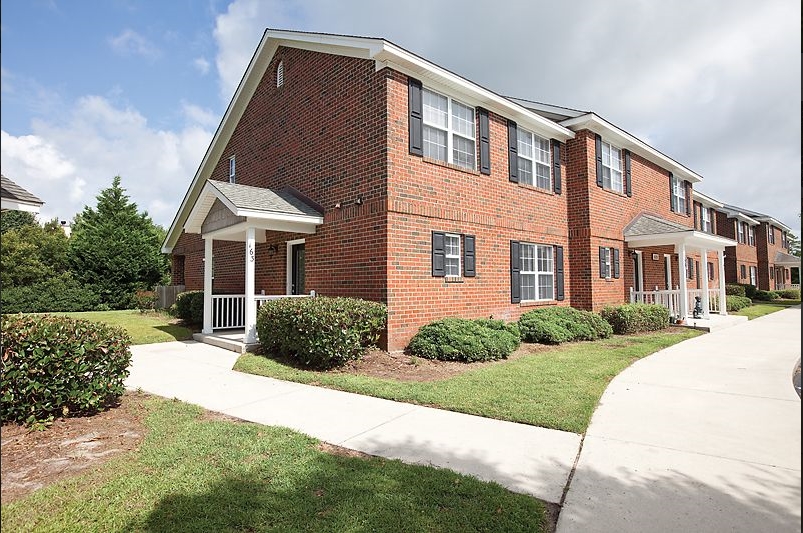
[173,290,204,324]
[600,304,670,335]
[739,283,758,299]
[518,306,613,344]
[256,297,387,369]
[725,284,746,297]
[726,295,752,312]
[0,273,101,313]
[0,314,132,425]
[776,289,800,300]
[407,317,520,362]
[133,290,157,313]
[753,290,780,301]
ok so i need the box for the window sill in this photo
[519,300,555,307]
[599,186,628,198]
[444,277,464,283]
[422,156,480,176]
[517,182,554,195]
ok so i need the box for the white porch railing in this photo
[630,287,722,317]
[212,294,312,330]
[776,283,800,291]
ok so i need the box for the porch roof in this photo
[624,214,736,251]
[774,251,801,267]
[184,180,324,241]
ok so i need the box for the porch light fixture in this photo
[267,244,278,255]
[355,196,363,205]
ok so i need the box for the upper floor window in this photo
[768,226,776,244]
[228,155,236,183]
[701,207,712,233]
[736,221,745,244]
[671,175,686,214]
[276,61,284,87]
[521,243,554,301]
[748,226,755,246]
[517,128,551,190]
[422,88,475,170]
[600,140,623,193]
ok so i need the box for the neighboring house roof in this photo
[723,203,793,233]
[163,28,575,253]
[1,174,44,213]
[773,251,801,267]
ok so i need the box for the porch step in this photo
[671,314,749,333]
[192,333,259,354]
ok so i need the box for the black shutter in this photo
[478,109,490,175]
[508,121,518,183]
[624,149,632,197]
[599,247,606,278]
[555,245,565,301]
[551,140,562,194]
[693,202,699,229]
[595,134,604,187]
[408,78,423,156]
[510,241,521,303]
[613,248,620,279]
[432,231,445,277]
[695,260,700,286]
[463,235,476,277]
[685,181,692,216]
[669,172,677,212]
[687,258,694,280]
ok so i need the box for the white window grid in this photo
[701,207,712,233]
[422,88,476,170]
[749,266,757,286]
[601,141,623,193]
[601,247,612,279]
[444,233,461,277]
[737,222,745,244]
[671,176,686,214]
[228,156,236,183]
[768,227,775,244]
[517,127,551,190]
[521,243,554,301]
[748,226,755,246]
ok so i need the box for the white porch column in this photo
[202,237,213,334]
[244,227,257,344]
[718,249,728,316]
[678,243,688,320]
[700,247,710,318]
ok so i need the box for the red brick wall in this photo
[757,222,790,290]
[714,211,758,286]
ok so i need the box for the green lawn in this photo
[1,394,547,533]
[235,329,701,434]
[55,310,193,345]
[735,299,800,320]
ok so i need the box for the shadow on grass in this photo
[153,325,194,341]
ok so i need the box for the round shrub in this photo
[753,290,780,301]
[256,296,386,369]
[518,306,612,344]
[173,290,204,324]
[1,314,132,425]
[725,295,752,312]
[600,304,670,335]
[739,283,758,299]
[776,289,800,300]
[725,284,746,297]
[407,317,520,362]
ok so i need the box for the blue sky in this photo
[2,0,800,237]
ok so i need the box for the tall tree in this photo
[0,210,37,234]
[0,217,69,288]
[68,176,169,309]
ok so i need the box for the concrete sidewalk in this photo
[125,341,581,504]
[557,306,802,533]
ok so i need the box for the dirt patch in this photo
[1,391,149,504]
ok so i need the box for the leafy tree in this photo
[0,210,37,234]
[68,176,169,309]
[788,232,800,258]
[0,217,69,288]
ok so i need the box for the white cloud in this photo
[0,130,75,179]
[109,29,161,60]
[181,101,218,128]
[193,56,211,75]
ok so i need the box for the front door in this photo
[291,243,305,295]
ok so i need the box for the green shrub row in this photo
[256,297,386,369]
[739,283,758,299]
[0,272,102,313]
[600,303,670,334]
[753,290,780,301]
[407,318,521,362]
[172,290,204,324]
[725,295,752,311]
[776,289,800,300]
[725,284,746,297]
[518,306,613,344]
[1,314,132,425]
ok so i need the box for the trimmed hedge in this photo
[726,295,752,311]
[753,290,780,301]
[739,283,758,299]
[173,290,204,324]
[1,314,132,425]
[407,317,520,362]
[776,289,800,300]
[725,284,746,297]
[600,304,670,335]
[0,272,101,313]
[256,296,386,369]
[518,306,613,345]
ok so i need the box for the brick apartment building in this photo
[162,29,796,351]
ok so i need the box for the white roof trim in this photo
[626,229,736,251]
[691,190,724,208]
[754,216,793,233]
[720,208,760,226]
[559,113,703,184]
[1,198,41,213]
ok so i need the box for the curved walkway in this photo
[557,306,801,533]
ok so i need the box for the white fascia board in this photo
[236,209,323,225]
[560,113,703,183]
[691,190,724,208]
[626,230,736,251]
[1,199,41,212]
[721,208,760,226]
[755,216,792,233]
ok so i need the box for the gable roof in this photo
[774,251,801,266]
[1,174,44,212]
[162,29,575,253]
[624,214,690,237]
[723,203,793,232]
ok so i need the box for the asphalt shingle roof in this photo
[1,174,44,206]
[623,214,690,237]
[208,181,322,218]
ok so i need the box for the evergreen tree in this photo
[68,176,169,309]
[0,210,37,234]
[1,217,69,288]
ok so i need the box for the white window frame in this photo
[671,175,686,214]
[444,233,461,278]
[600,140,623,193]
[737,221,745,244]
[517,127,551,190]
[748,225,755,246]
[701,207,712,233]
[749,265,757,286]
[422,88,476,170]
[520,243,554,302]
[228,155,236,183]
[768,226,775,244]
[601,247,613,279]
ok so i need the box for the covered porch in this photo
[773,251,801,291]
[624,214,737,321]
[184,180,324,345]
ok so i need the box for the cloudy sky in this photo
[2,0,800,236]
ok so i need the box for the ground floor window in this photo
[520,243,554,301]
